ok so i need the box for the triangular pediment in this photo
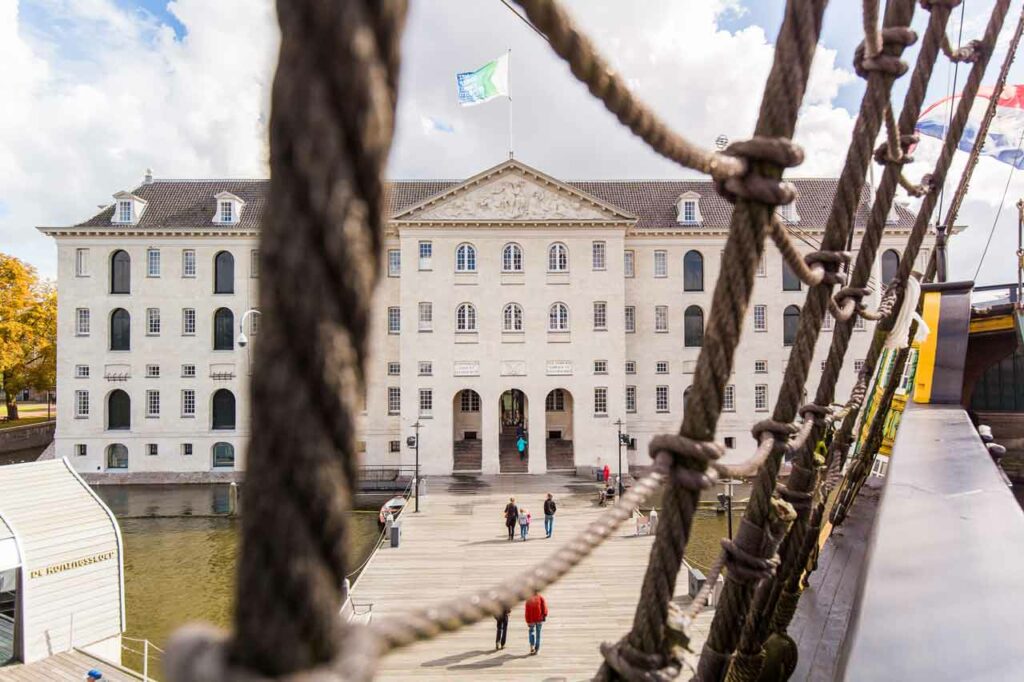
[393,160,636,224]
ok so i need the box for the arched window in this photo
[110,308,131,351]
[545,389,565,412]
[214,251,234,294]
[503,303,523,332]
[683,250,704,292]
[782,259,801,291]
[106,443,128,469]
[783,305,800,346]
[455,243,477,272]
[212,442,235,468]
[548,243,568,272]
[212,389,236,430]
[549,302,569,331]
[881,249,900,284]
[684,305,704,347]
[108,390,130,430]
[110,250,131,294]
[214,308,234,350]
[456,303,477,332]
[502,243,523,272]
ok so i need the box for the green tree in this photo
[0,253,57,420]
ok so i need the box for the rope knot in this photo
[775,462,818,512]
[715,136,804,205]
[751,419,797,443]
[799,403,830,420]
[873,133,919,165]
[831,286,872,321]
[946,38,986,63]
[803,251,850,285]
[720,517,788,585]
[854,27,917,79]
[649,434,723,491]
[599,638,682,681]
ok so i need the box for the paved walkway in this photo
[353,474,714,681]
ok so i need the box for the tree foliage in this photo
[0,253,57,419]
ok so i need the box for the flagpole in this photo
[507,48,513,160]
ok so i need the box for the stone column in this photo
[481,389,500,474]
[527,391,547,474]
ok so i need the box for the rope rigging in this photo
[158,0,1015,680]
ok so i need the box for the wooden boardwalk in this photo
[353,475,713,681]
[0,650,143,681]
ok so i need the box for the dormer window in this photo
[213,191,244,225]
[675,192,702,225]
[778,201,799,223]
[886,203,899,224]
[118,200,132,223]
[111,191,146,225]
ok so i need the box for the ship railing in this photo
[121,635,164,681]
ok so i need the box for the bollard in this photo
[390,522,401,548]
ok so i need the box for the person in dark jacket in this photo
[494,605,510,650]
[503,497,518,542]
[543,493,557,538]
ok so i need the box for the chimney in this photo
[144,168,154,184]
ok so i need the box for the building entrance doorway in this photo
[499,389,528,473]
[545,389,574,470]
[452,389,482,471]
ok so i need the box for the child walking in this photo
[518,507,531,541]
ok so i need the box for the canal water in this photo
[92,483,738,663]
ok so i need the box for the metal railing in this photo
[121,635,164,681]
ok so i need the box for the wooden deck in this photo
[353,475,714,681]
[0,649,143,681]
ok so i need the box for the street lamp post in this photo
[412,420,421,512]
[236,309,262,348]
[614,418,625,496]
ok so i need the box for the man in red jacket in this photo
[524,590,548,654]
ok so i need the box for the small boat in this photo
[377,496,406,531]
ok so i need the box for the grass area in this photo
[1,401,55,419]
[0,416,52,430]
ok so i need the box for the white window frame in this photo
[146,389,160,418]
[146,308,161,336]
[75,364,90,378]
[418,240,433,270]
[147,248,161,277]
[182,389,196,417]
[387,249,401,277]
[118,200,132,223]
[822,312,834,331]
[625,306,636,333]
[594,387,608,416]
[548,302,570,332]
[418,302,433,332]
[182,308,196,336]
[502,243,523,272]
[387,362,401,376]
[755,384,769,411]
[503,303,523,332]
[387,307,401,334]
[594,359,608,374]
[250,249,259,278]
[75,444,87,457]
[854,314,866,331]
[757,253,767,277]
[182,443,194,456]
[626,385,637,413]
[219,200,234,224]
[754,360,768,374]
[655,305,668,333]
[75,248,89,277]
[592,241,606,270]
[723,385,736,412]
[181,363,196,378]
[655,385,669,413]
[654,250,668,278]
[74,390,89,418]
[419,388,433,417]
[624,250,635,278]
[145,364,160,378]
[459,390,480,412]
[387,387,401,415]
[753,304,767,332]
[656,361,669,374]
[418,361,433,376]
[593,301,607,330]
[548,243,569,272]
[455,303,477,332]
[455,243,477,272]
[76,308,90,336]
[625,360,636,374]
[182,249,196,278]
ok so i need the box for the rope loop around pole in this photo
[750,419,797,443]
[648,434,724,491]
[873,133,919,165]
[853,27,918,79]
[803,251,850,286]
[831,286,872,321]
[943,36,986,63]
[714,136,804,205]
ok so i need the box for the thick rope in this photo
[598,3,830,679]
[164,2,406,681]
[512,0,746,182]
[694,3,918,680]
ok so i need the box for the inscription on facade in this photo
[29,550,115,579]
[500,361,526,376]
[546,361,573,376]
[453,361,480,377]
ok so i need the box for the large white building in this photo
[40,160,926,477]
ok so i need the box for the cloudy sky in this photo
[2,0,1023,285]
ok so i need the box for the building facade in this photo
[40,160,927,476]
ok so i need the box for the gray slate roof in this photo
[74,176,915,231]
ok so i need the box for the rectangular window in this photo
[75,364,90,378]
[757,253,767,277]
[387,362,401,376]
[854,359,865,373]
[249,249,259,278]
[723,385,736,412]
[75,444,87,457]
[754,360,768,374]
[656,385,669,413]
[626,385,637,413]
[755,384,769,411]
[182,308,196,335]
[782,260,802,291]
[418,240,433,270]
[625,360,636,374]
[146,308,161,335]
[592,241,606,270]
[182,249,196,277]
[594,387,608,415]
[418,361,433,376]
[854,315,866,331]
[146,364,160,378]
[181,363,196,378]
[182,443,193,456]
[75,248,89,276]
[625,306,636,333]
[388,249,401,276]
[594,359,608,374]
[624,250,635,277]
[655,305,668,332]
[419,388,433,417]
[76,308,90,336]
[460,390,481,412]
[754,304,767,332]
[418,302,433,332]
[74,390,89,418]
[388,387,401,415]
[725,437,736,450]
[389,440,401,453]
[654,250,667,278]
[146,390,160,417]
[593,301,607,330]
[656,361,668,374]
[822,312,834,331]
[220,201,233,223]
[147,248,161,277]
[118,200,132,223]
[682,200,697,223]
[146,443,158,457]
[182,389,196,416]
[388,307,401,334]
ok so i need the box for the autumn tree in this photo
[0,253,57,420]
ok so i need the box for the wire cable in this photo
[938,0,968,224]
[972,126,1024,281]
[498,0,548,41]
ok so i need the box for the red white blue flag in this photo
[916,84,1024,169]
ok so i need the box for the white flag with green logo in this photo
[456,53,509,106]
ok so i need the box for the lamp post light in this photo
[718,479,740,539]
[237,309,262,348]
[614,418,630,496]
[410,420,422,512]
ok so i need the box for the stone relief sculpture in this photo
[414,174,609,221]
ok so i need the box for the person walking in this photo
[503,497,518,542]
[524,590,548,654]
[494,606,510,650]
[543,493,557,538]
[518,506,531,541]
[603,463,611,483]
